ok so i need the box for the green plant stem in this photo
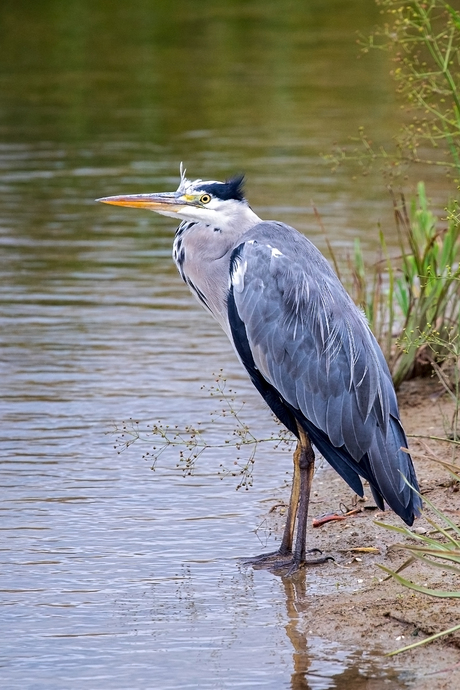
[386,623,460,656]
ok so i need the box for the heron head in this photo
[97,164,251,227]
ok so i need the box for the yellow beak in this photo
[96,192,188,212]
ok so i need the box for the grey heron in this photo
[98,167,422,574]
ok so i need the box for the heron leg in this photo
[290,425,315,565]
[241,436,302,566]
[277,437,302,555]
[243,426,330,572]
[270,424,332,575]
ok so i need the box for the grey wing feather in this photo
[229,222,421,522]
[231,223,389,462]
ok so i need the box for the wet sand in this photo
[265,376,460,689]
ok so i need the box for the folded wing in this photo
[228,222,421,524]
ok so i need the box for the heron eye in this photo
[200,194,211,204]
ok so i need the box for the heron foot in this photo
[271,553,334,576]
[242,548,331,574]
[242,549,289,567]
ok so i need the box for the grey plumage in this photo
[228,221,419,521]
[98,169,422,571]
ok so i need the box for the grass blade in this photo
[378,564,460,598]
[386,623,460,656]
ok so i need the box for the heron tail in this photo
[366,416,422,526]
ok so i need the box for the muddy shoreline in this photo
[265,377,460,688]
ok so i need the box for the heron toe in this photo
[243,548,330,575]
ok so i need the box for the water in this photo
[0,1,432,687]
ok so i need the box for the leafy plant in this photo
[388,184,460,387]
[327,0,460,179]
[329,182,460,388]
[370,0,460,176]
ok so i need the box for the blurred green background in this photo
[0,0,402,251]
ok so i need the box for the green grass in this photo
[330,183,460,390]
[375,459,460,655]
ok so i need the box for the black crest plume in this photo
[201,174,245,202]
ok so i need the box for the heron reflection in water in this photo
[98,166,421,574]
